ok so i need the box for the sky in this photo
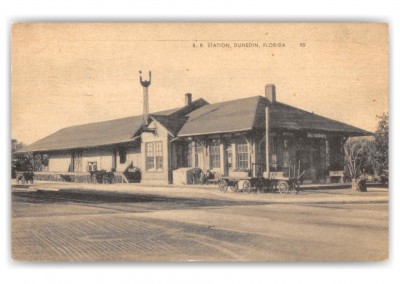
[11,23,388,144]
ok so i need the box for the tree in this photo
[373,112,389,175]
[343,112,389,191]
[12,139,49,178]
[11,139,37,178]
[344,139,371,179]
[344,139,371,192]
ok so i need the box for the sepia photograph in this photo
[10,23,388,262]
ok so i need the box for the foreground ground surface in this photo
[11,182,388,262]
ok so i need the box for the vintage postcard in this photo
[11,23,388,262]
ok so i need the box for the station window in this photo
[155,142,163,170]
[236,143,249,169]
[283,150,290,167]
[185,143,192,167]
[195,142,203,167]
[146,141,163,171]
[209,141,220,169]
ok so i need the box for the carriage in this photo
[217,163,305,194]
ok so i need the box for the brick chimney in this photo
[265,84,276,103]
[185,93,192,106]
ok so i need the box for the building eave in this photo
[15,137,141,154]
[177,127,254,138]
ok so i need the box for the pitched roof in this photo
[268,100,372,135]
[17,99,209,153]
[177,96,261,136]
[177,96,371,137]
[17,116,143,153]
[18,95,371,153]
[150,98,209,136]
[150,114,188,136]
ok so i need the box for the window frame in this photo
[236,142,249,169]
[155,141,163,171]
[182,142,192,167]
[209,141,221,169]
[194,142,203,167]
[146,141,163,172]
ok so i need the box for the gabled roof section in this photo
[150,114,188,136]
[178,96,371,137]
[149,98,209,136]
[178,96,261,137]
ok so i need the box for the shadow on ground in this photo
[12,185,387,217]
[12,189,267,209]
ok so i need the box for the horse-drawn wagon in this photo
[217,163,305,194]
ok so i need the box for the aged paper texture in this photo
[11,23,388,262]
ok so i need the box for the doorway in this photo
[296,139,324,182]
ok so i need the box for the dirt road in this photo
[11,185,388,262]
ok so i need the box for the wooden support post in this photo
[265,107,270,178]
[325,139,330,183]
[32,153,35,172]
[220,141,225,175]
[191,140,196,168]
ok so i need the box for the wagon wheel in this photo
[218,179,228,193]
[229,182,239,192]
[243,180,252,194]
[278,180,289,194]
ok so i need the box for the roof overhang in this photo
[177,127,253,138]
[15,136,141,154]
[268,127,373,137]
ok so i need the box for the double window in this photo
[146,142,163,171]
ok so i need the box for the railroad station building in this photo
[18,73,371,185]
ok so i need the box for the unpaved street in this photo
[11,184,388,262]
